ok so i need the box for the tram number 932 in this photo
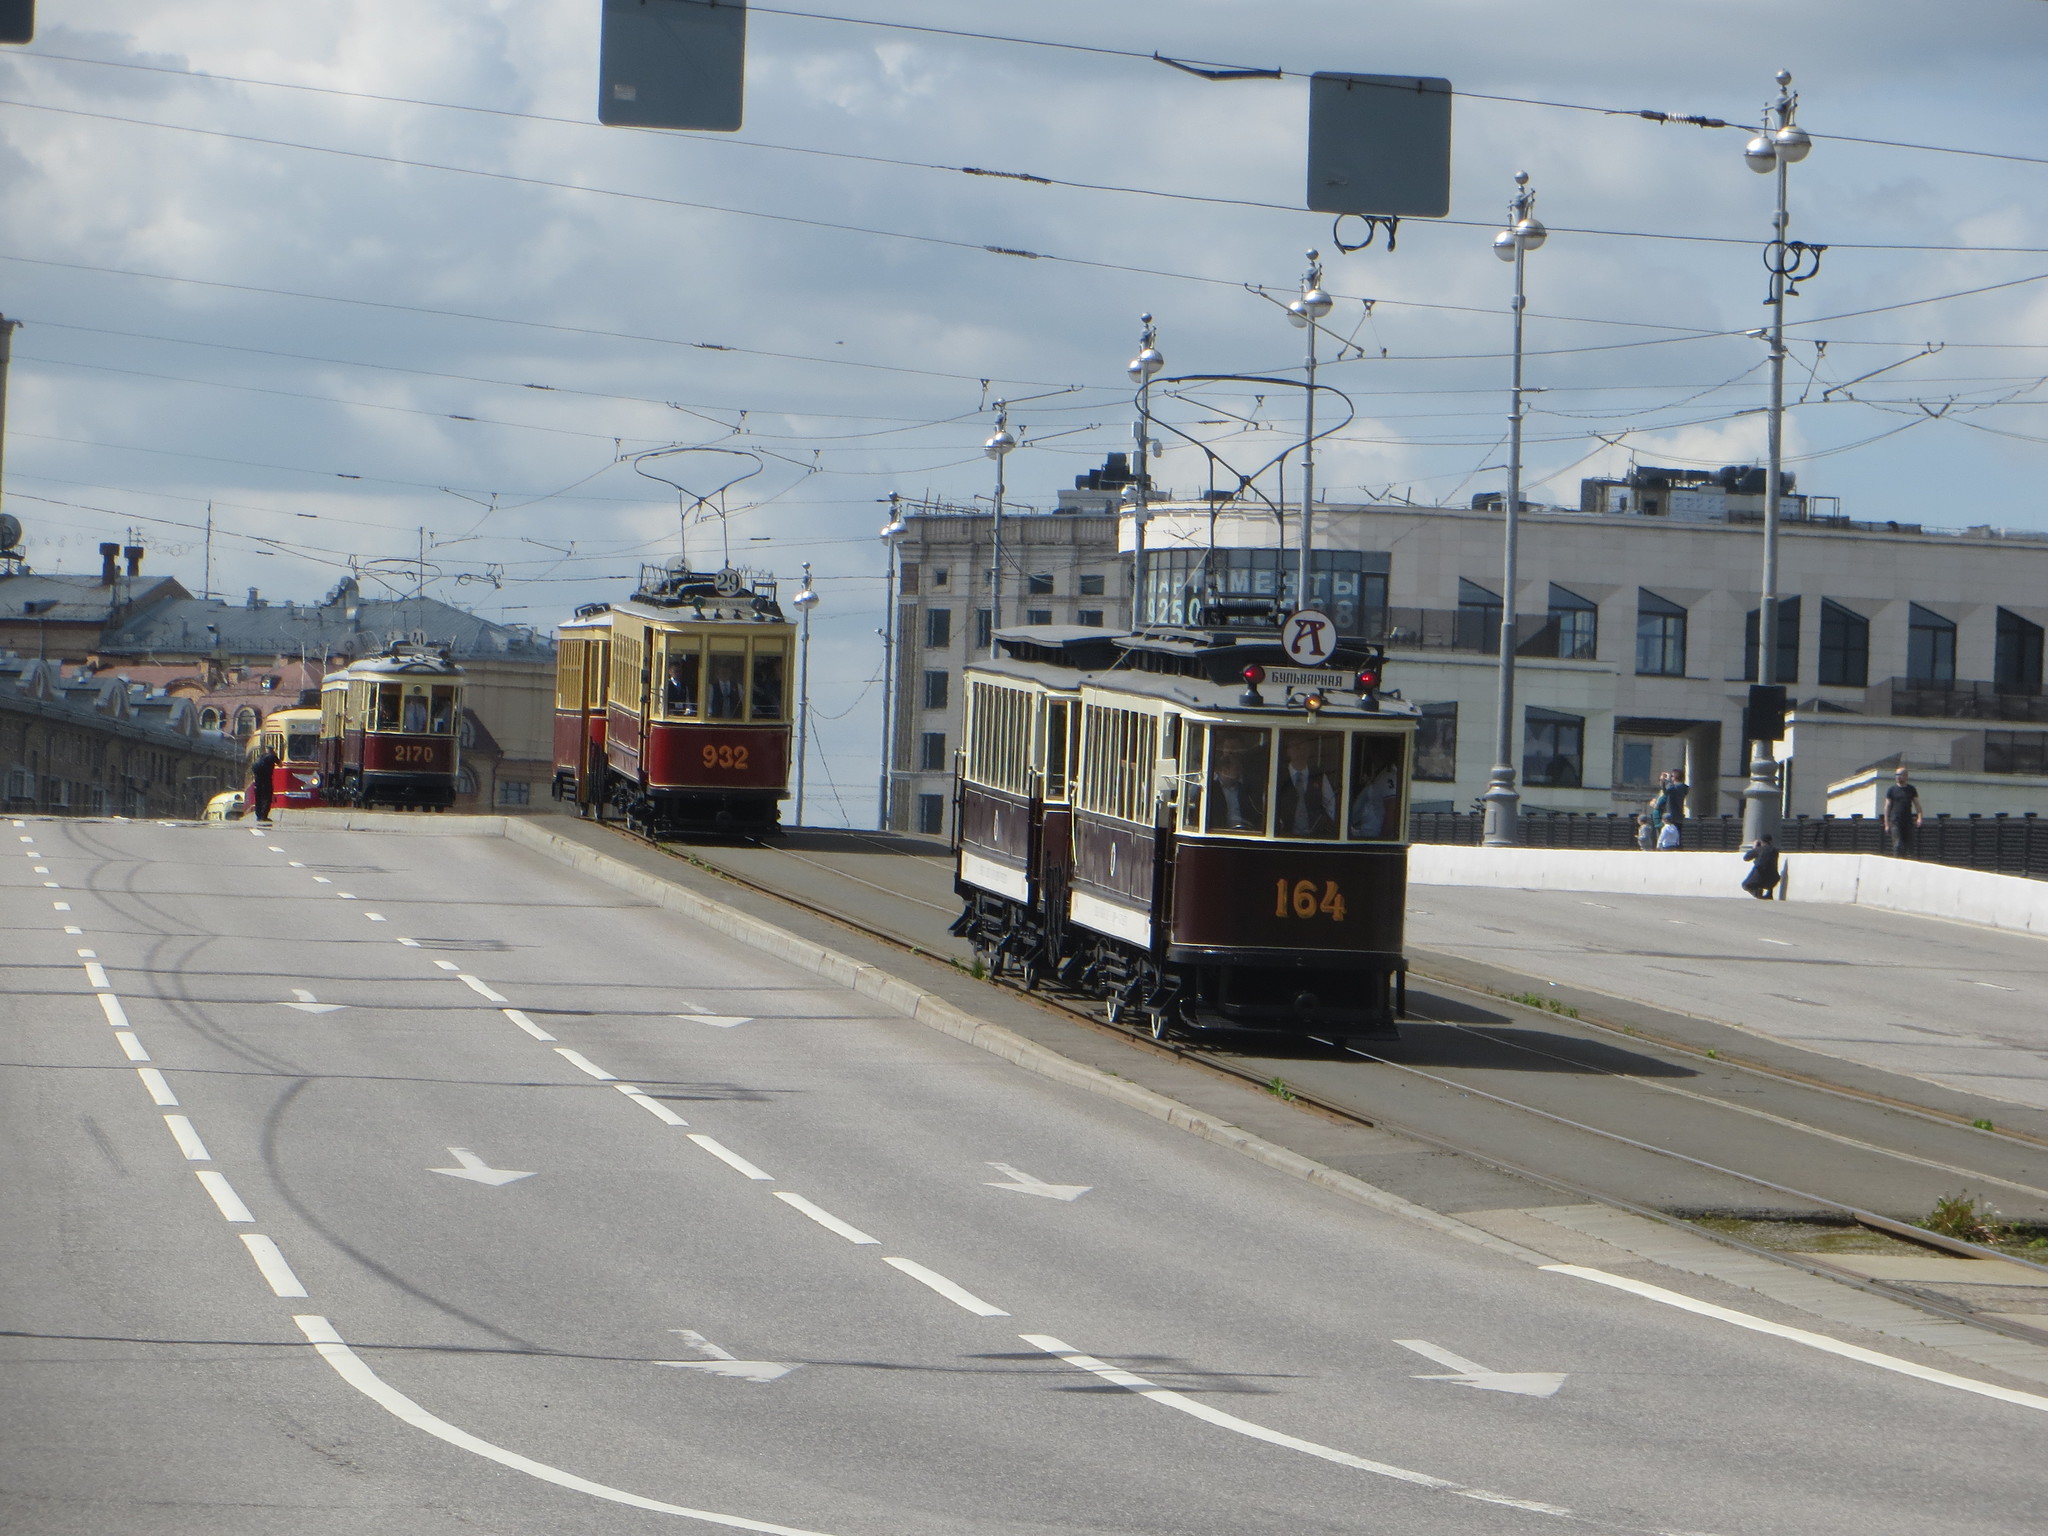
[1274,878,1347,922]
[701,743,751,771]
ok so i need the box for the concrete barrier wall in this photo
[1409,843,2048,939]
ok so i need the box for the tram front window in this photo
[706,650,746,719]
[750,650,786,721]
[374,684,402,731]
[429,686,456,733]
[1204,727,1270,834]
[285,731,318,762]
[401,692,429,733]
[1347,733,1405,840]
[1275,730,1342,840]
[665,650,701,716]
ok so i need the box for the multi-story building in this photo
[1137,477,2048,821]
[881,462,1134,833]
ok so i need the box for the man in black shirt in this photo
[1882,767,1922,857]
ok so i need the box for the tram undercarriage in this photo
[591,771,783,839]
[951,888,1400,1044]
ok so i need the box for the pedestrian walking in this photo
[1649,769,1688,849]
[249,741,279,824]
[1656,814,1681,851]
[1742,834,1782,899]
[1882,766,1923,858]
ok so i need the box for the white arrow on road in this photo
[429,1147,535,1186]
[983,1161,1091,1201]
[654,1329,799,1384]
[1394,1338,1567,1398]
[281,988,345,1014]
[674,1013,754,1028]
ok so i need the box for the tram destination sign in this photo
[1267,667,1351,691]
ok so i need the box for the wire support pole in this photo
[792,563,818,828]
[1126,314,1162,629]
[877,495,905,831]
[984,403,1016,657]
[1482,175,1545,847]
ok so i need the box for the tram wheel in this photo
[1104,996,1123,1025]
[1018,957,1041,992]
[1148,1012,1171,1042]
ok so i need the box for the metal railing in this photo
[1408,809,2048,881]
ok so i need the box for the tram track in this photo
[574,816,2048,1348]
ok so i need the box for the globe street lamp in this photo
[983,403,1017,656]
[791,563,819,827]
[1284,253,1333,614]
[1480,173,1546,848]
[1127,315,1163,627]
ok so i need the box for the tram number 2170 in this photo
[1274,878,1347,922]
[701,743,751,771]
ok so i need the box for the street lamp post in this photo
[1127,315,1163,628]
[983,403,1017,657]
[1480,173,1547,847]
[1740,71,1817,848]
[877,500,907,830]
[1285,254,1333,614]
[791,562,818,828]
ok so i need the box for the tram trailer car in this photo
[954,625,1415,1043]
[554,565,794,837]
[249,706,325,808]
[317,646,463,810]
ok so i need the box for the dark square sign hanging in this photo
[599,0,746,131]
[1307,73,1453,218]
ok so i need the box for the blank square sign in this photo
[599,0,746,131]
[1307,73,1452,218]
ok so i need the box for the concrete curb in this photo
[481,818,1552,1266]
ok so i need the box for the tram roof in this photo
[1080,666,1421,721]
[322,644,463,680]
[607,596,792,628]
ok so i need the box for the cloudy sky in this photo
[3,1,2045,823]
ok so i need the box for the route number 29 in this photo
[702,743,751,771]
[1275,878,1346,922]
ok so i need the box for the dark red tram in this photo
[952,625,1415,1043]
[552,564,794,836]
[317,646,464,810]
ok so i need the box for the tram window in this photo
[1204,727,1270,834]
[401,691,430,733]
[664,641,701,717]
[1347,733,1406,841]
[1275,730,1343,840]
[556,641,583,709]
[590,642,611,707]
[1043,699,1070,801]
[1179,722,1207,831]
[750,647,787,721]
[706,647,747,719]
[374,684,402,732]
[285,731,318,762]
[429,686,456,733]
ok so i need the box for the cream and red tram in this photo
[555,565,794,836]
[953,624,1414,1042]
[317,645,464,810]
[551,603,613,814]
[249,705,324,808]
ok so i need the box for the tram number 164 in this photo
[702,743,751,771]
[1275,878,1347,922]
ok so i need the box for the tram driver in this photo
[1275,732,1341,840]
[665,652,700,716]
[1206,729,1270,832]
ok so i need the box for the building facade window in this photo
[1141,548,1388,634]
[1818,599,1870,687]
[1079,573,1105,596]
[1027,573,1054,595]
[1907,603,1956,685]
[923,608,951,649]
[1415,702,1458,782]
[917,793,945,835]
[496,780,531,806]
[899,562,920,595]
[1547,584,1598,660]
[1025,609,1053,626]
[1634,589,1687,676]
[234,707,260,738]
[1743,596,1802,684]
[199,707,223,732]
[974,609,993,649]
[930,566,949,588]
[1522,707,1585,788]
[919,731,947,771]
[922,670,949,710]
[1077,609,1104,627]
[1995,607,2043,694]
[1458,578,1502,653]
[1986,731,2048,775]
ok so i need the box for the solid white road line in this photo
[115,1032,149,1061]
[136,1067,179,1106]
[82,961,110,990]
[617,1085,690,1126]
[502,1008,556,1041]
[1544,1265,2048,1414]
[241,1234,308,1297]
[687,1135,774,1181]
[774,1192,878,1245]
[459,974,510,1003]
[196,1170,255,1222]
[96,992,129,1028]
[554,1048,616,1081]
[883,1257,1009,1317]
[1019,1335,1573,1516]
[163,1114,211,1160]
[292,1316,839,1536]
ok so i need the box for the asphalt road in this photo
[7,814,2048,1535]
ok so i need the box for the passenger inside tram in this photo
[706,652,747,719]
[1348,733,1404,839]
[665,652,701,715]
[1275,731,1342,840]
[750,651,785,720]
[1205,727,1270,832]
[429,686,456,733]
[401,692,429,733]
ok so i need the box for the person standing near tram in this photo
[248,739,279,824]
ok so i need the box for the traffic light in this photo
[1744,683,1788,745]
[0,2,33,46]
[599,0,745,131]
